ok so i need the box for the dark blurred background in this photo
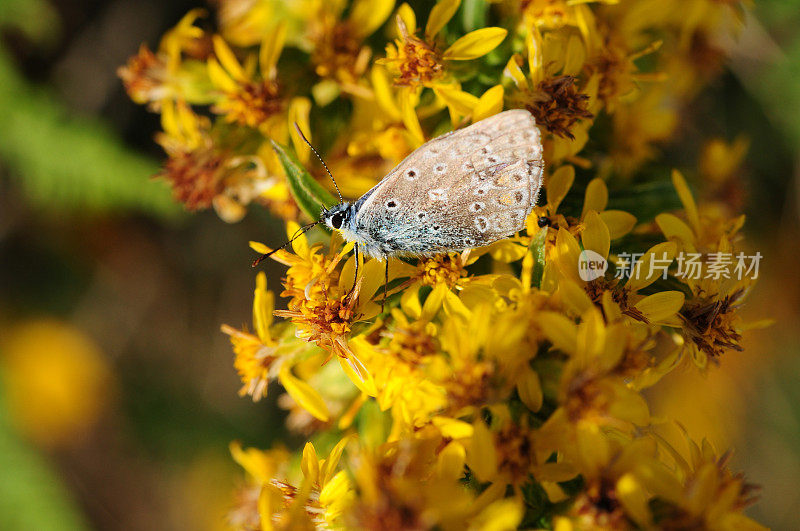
[0,1,799,530]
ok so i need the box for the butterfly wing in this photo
[353,110,544,257]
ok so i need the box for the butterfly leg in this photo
[381,259,389,313]
[350,243,360,295]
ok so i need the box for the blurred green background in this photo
[0,1,799,530]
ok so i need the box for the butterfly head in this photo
[322,203,352,231]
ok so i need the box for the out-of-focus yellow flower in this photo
[637,423,765,531]
[610,85,679,176]
[155,100,277,222]
[656,170,764,369]
[0,319,113,447]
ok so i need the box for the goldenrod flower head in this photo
[121,1,768,528]
[208,32,287,129]
[415,251,468,287]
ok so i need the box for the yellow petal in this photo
[547,165,575,214]
[301,442,320,484]
[537,312,578,355]
[582,178,608,218]
[259,22,286,79]
[563,33,586,76]
[535,462,578,482]
[468,421,498,482]
[554,227,583,284]
[577,307,605,361]
[601,290,622,322]
[401,286,423,320]
[207,57,238,93]
[655,213,695,247]
[230,441,281,484]
[443,27,507,60]
[278,365,330,422]
[582,210,610,259]
[432,416,474,439]
[473,85,504,122]
[616,474,652,528]
[472,498,523,531]
[558,280,593,316]
[253,272,274,343]
[433,85,479,116]
[599,210,636,239]
[322,435,352,484]
[319,470,351,507]
[626,241,677,292]
[396,3,416,35]
[517,368,543,412]
[421,283,447,321]
[399,88,425,146]
[249,241,271,255]
[634,291,685,323]
[371,66,402,120]
[526,25,544,86]
[350,0,395,38]
[212,35,246,82]
[160,100,179,138]
[443,290,471,320]
[288,97,312,164]
[425,0,460,41]
[671,169,700,233]
[340,341,378,396]
[437,441,466,481]
[287,220,308,257]
[503,54,527,88]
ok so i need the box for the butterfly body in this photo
[321,110,545,259]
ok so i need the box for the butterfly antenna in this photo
[252,221,319,267]
[293,122,343,204]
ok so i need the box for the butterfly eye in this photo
[332,211,345,229]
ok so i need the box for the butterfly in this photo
[255,109,545,307]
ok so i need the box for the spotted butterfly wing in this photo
[352,110,544,257]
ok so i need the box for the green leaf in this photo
[0,393,89,531]
[0,49,180,219]
[529,225,548,288]
[270,140,337,222]
[461,0,489,33]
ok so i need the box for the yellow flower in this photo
[537,307,651,427]
[657,170,762,368]
[504,16,597,162]
[0,319,113,448]
[117,9,212,109]
[208,31,287,130]
[303,0,396,97]
[634,424,764,530]
[379,1,507,120]
[347,433,481,529]
[251,224,411,395]
[610,85,679,176]
[120,1,770,528]
[467,412,578,491]
[222,272,332,422]
[155,100,278,222]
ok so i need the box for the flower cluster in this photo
[121,0,767,529]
